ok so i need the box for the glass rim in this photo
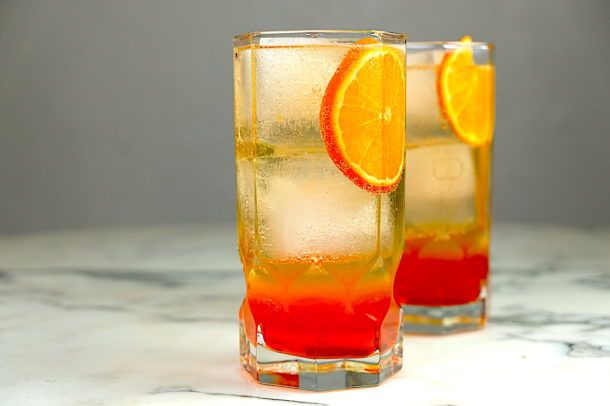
[233,30,406,47]
[407,40,494,50]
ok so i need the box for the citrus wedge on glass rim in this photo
[438,36,495,146]
[320,39,406,193]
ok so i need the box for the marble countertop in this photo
[1,223,609,405]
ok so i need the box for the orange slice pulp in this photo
[320,40,405,193]
[438,36,495,146]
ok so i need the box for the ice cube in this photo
[404,141,476,226]
[406,65,454,142]
[254,46,348,146]
[257,153,388,259]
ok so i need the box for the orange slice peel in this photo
[320,39,405,193]
[438,36,494,146]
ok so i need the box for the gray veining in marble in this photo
[1,223,609,405]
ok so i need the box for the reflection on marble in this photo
[1,223,609,405]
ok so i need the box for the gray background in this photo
[1,0,609,233]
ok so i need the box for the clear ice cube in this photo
[257,153,392,259]
[254,46,348,146]
[404,141,476,226]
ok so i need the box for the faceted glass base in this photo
[240,322,403,391]
[401,298,486,334]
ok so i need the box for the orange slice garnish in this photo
[320,40,405,193]
[438,36,495,146]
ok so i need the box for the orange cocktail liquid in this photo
[240,255,401,359]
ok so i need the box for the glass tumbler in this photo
[394,39,495,334]
[233,30,406,390]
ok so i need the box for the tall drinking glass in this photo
[394,39,495,334]
[233,30,406,390]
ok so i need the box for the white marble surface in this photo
[1,223,609,405]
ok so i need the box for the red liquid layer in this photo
[394,237,489,306]
[242,295,400,358]
[240,259,401,359]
